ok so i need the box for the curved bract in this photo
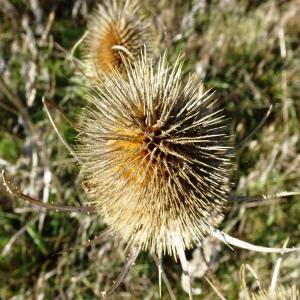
[76,53,234,257]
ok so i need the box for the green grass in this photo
[0,0,299,299]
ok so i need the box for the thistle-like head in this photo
[84,0,152,77]
[77,52,234,257]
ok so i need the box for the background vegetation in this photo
[0,0,299,299]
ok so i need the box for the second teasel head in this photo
[84,0,153,78]
[76,52,234,258]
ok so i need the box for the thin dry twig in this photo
[228,104,273,155]
[1,215,39,256]
[0,75,35,136]
[269,239,289,292]
[54,228,114,256]
[43,97,81,163]
[152,253,176,300]
[204,275,227,300]
[70,30,89,58]
[211,229,300,254]
[103,246,140,297]
[44,98,75,127]
[2,169,95,214]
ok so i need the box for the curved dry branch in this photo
[54,228,114,256]
[102,246,140,297]
[2,169,95,214]
[70,30,89,59]
[42,97,81,163]
[212,229,300,254]
[229,104,273,155]
[44,99,75,127]
[0,75,35,136]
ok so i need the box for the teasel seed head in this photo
[77,52,234,257]
[84,0,152,77]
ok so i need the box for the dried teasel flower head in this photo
[77,52,234,258]
[84,0,152,77]
[251,285,299,300]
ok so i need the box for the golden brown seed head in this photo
[84,0,152,77]
[77,53,234,257]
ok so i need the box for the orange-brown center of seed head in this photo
[95,23,129,75]
[112,124,163,185]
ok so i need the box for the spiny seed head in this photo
[251,286,299,300]
[77,53,234,257]
[84,0,152,77]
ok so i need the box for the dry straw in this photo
[83,0,152,77]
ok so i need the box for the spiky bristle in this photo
[84,0,152,77]
[77,53,234,257]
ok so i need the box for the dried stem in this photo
[152,253,176,300]
[0,75,35,136]
[70,30,89,59]
[44,98,75,127]
[228,104,273,155]
[1,215,39,256]
[43,97,81,163]
[269,239,289,292]
[55,228,114,256]
[2,169,95,214]
[176,239,193,300]
[212,229,300,254]
[103,246,140,297]
[204,276,227,300]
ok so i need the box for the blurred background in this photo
[0,0,299,299]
